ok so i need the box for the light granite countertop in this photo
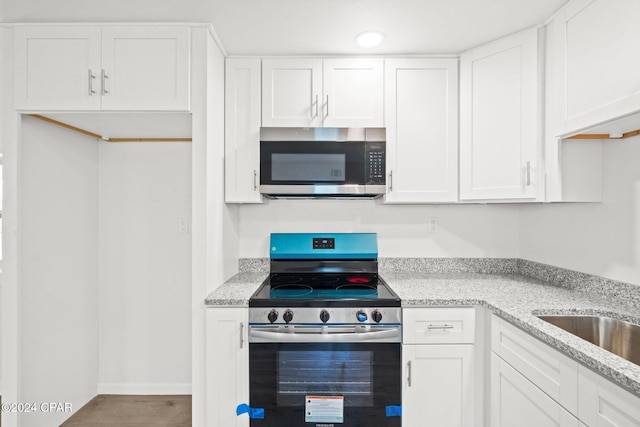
[204,259,640,397]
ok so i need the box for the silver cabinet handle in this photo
[253,170,257,191]
[313,95,319,118]
[325,95,329,119]
[427,324,455,330]
[88,70,96,95]
[388,171,393,191]
[101,69,109,95]
[407,360,412,387]
[526,161,531,186]
[240,322,245,349]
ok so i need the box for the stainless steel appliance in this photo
[259,127,386,199]
[248,233,401,427]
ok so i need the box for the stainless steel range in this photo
[248,233,401,427]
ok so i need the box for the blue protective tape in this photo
[236,403,265,419]
[386,405,402,417]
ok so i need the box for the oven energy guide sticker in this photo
[305,395,344,423]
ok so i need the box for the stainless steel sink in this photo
[537,315,640,366]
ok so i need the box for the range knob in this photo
[267,309,279,324]
[319,309,330,323]
[356,310,368,322]
[283,309,294,324]
[371,310,383,323]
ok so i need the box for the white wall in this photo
[520,135,640,285]
[97,140,192,393]
[238,201,520,258]
[19,116,99,427]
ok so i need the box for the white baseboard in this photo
[97,383,192,394]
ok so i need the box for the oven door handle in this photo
[249,325,401,343]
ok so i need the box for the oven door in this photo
[248,325,401,427]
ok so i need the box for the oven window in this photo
[271,153,346,182]
[277,350,372,407]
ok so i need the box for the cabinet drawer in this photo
[491,315,578,414]
[403,307,475,344]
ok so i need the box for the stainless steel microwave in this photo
[259,127,386,199]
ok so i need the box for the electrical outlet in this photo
[427,217,439,235]
[178,217,191,235]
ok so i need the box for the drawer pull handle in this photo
[427,324,454,330]
[407,360,412,387]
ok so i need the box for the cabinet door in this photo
[206,308,249,427]
[550,0,640,136]
[460,28,540,201]
[385,59,458,203]
[578,364,640,427]
[100,26,190,111]
[322,58,384,127]
[491,315,578,413]
[225,58,262,203]
[14,26,101,110]
[262,58,322,127]
[403,345,475,427]
[491,353,580,427]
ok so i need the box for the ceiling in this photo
[1,0,570,55]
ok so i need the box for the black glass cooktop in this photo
[249,273,401,307]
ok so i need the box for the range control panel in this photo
[249,307,402,325]
[312,237,335,249]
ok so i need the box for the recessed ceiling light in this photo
[355,31,384,48]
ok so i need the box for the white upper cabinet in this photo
[548,0,640,137]
[322,58,384,127]
[460,27,542,202]
[14,25,190,111]
[262,58,383,127]
[14,26,102,110]
[99,26,190,111]
[225,58,262,203]
[384,58,458,203]
[261,58,322,127]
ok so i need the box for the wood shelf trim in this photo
[28,114,192,143]
[568,129,640,140]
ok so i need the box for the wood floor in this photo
[60,395,191,427]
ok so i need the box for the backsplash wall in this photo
[238,201,520,258]
[520,136,640,286]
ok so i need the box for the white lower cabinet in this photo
[206,307,249,427]
[403,344,475,427]
[402,307,476,427]
[491,353,579,427]
[491,315,578,413]
[578,365,640,427]
[490,314,640,427]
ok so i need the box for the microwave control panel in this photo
[365,142,386,185]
